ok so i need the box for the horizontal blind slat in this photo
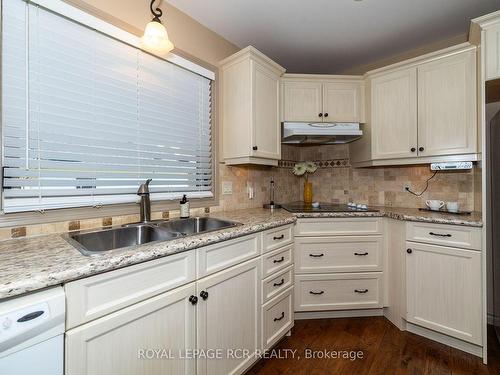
[2,0,213,213]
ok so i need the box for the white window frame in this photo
[0,0,219,226]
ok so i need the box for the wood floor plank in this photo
[249,317,499,375]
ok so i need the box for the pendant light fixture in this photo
[141,0,174,56]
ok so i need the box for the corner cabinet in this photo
[220,46,285,166]
[281,75,365,123]
[350,44,478,167]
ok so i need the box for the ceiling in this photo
[167,0,499,74]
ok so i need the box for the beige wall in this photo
[64,0,239,67]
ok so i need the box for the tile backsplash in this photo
[0,144,479,241]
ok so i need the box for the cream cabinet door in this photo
[406,242,482,345]
[370,67,418,159]
[251,60,280,159]
[282,81,323,122]
[196,258,261,375]
[323,82,363,122]
[65,283,197,375]
[417,50,477,156]
[486,23,500,81]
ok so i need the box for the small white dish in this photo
[426,200,444,211]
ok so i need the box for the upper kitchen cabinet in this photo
[371,67,417,160]
[220,46,286,166]
[281,75,365,123]
[471,11,500,81]
[417,50,477,157]
[351,44,478,167]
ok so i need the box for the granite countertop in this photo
[0,206,483,300]
[0,208,295,300]
[292,206,484,228]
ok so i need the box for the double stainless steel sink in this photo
[65,217,240,256]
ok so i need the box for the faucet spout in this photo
[137,179,152,223]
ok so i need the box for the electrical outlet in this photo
[403,185,410,193]
[222,181,232,195]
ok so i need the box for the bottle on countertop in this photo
[180,194,190,218]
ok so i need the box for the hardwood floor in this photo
[248,317,500,375]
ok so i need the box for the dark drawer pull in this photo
[274,312,285,322]
[273,278,285,287]
[309,253,324,258]
[309,290,324,295]
[354,252,368,256]
[354,289,369,294]
[273,256,285,264]
[429,232,452,238]
[273,234,285,240]
[17,310,44,322]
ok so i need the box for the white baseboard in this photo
[294,308,383,320]
[406,322,483,358]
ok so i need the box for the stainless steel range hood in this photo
[281,122,362,144]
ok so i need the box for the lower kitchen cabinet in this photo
[196,258,261,375]
[65,282,197,375]
[262,287,294,350]
[295,272,383,311]
[406,241,482,345]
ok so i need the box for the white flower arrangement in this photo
[293,161,318,181]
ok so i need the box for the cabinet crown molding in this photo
[365,42,476,78]
[281,73,363,82]
[471,10,500,29]
[219,45,286,75]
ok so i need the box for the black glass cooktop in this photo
[282,202,379,213]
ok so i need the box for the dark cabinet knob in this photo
[273,278,285,287]
[200,291,209,300]
[324,113,329,118]
[411,147,416,152]
[407,248,412,254]
[309,253,324,258]
[189,295,198,305]
[273,256,285,264]
[252,146,258,151]
[419,147,424,152]
[273,312,285,322]
[309,290,324,295]
[354,289,369,294]
[273,234,284,240]
[318,113,323,117]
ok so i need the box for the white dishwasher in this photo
[0,286,65,375]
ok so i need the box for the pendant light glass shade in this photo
[142,20,174,56]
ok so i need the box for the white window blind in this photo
[2,0,213,213]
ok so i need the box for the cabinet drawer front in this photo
[197,233,261,277]
[263,225,293,253]
[295,273,383,311]
[262,244,293,278]
[406,222,481,250]
[65,251,196,329]
[262,265,293,303]
[262,287,294,350]
[295,218,382,236]
[295,236,383,273]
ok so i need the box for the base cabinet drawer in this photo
[263,225,293,253]
[295,273,383,311]
[406,222,481,250]
[295,218,382,236]
[295,236,383,273]
[262,265,293,303]
[65,251,196,329]
[261,244,293,278]
[197,233,261,277]
[262,287,294,350]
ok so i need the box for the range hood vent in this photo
[281,122,362,145]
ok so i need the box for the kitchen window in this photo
[1,0,214,213]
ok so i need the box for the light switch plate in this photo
[222,181,233,195]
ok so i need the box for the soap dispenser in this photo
[180,194,190,218]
